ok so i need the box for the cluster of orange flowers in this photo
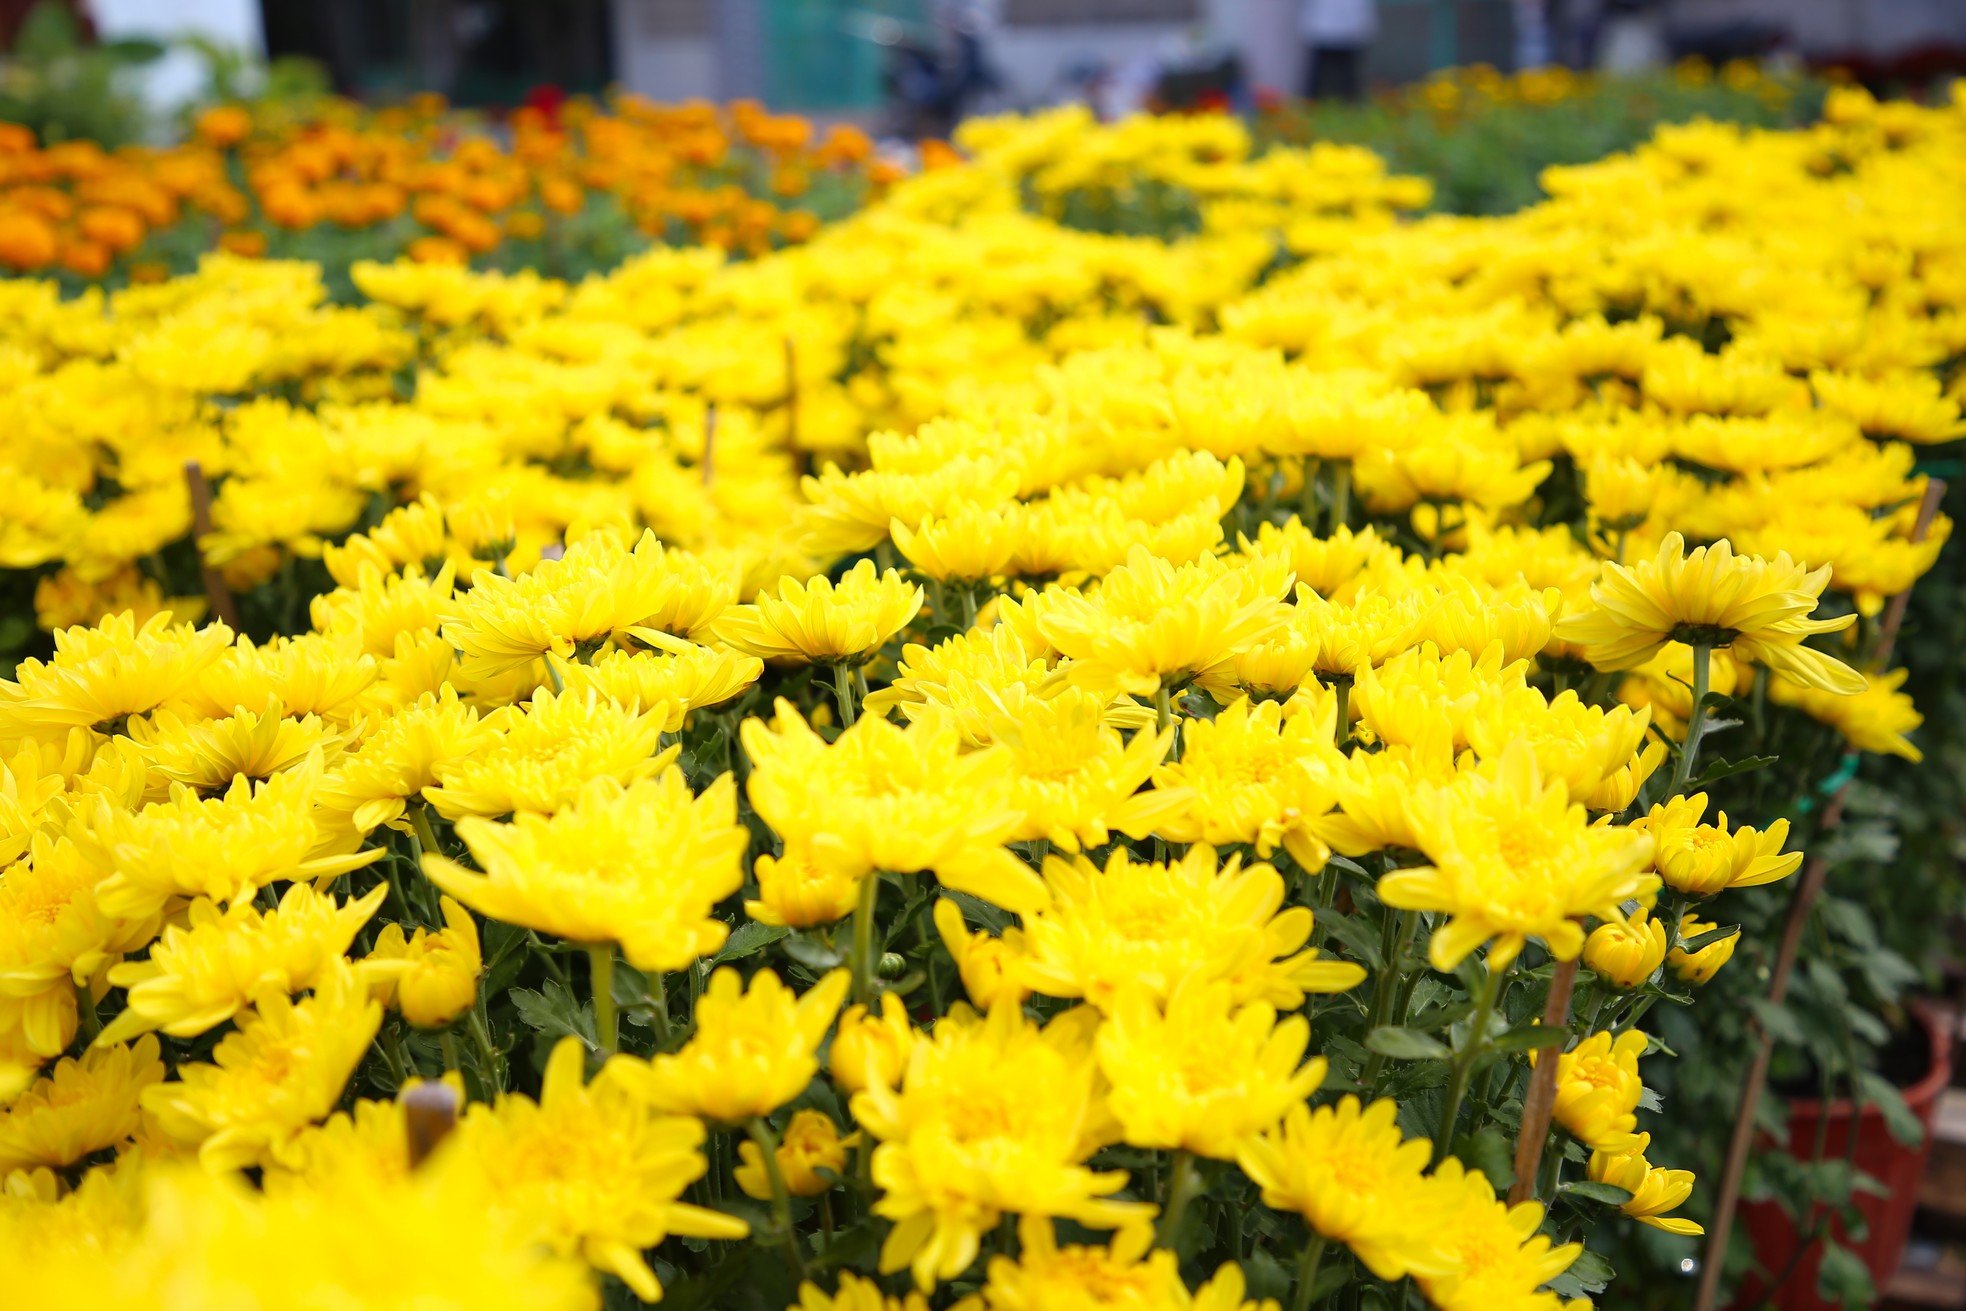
[0,94,885,281]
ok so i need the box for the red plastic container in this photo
[1731,1007,1952,1310]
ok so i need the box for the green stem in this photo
[830,661,859,728]
[542,653,566,694]
[529,931,571,989]
[1330,462,1351,532]
[1156,1150,1203,1248]
[650,971,673,1048]
[917,911,945,1015]
[408,804,444,892]
[439,1028,460,1072]
[589,943,618,1056]
[1291,1236,1330,1311]
[1665,643,1712,797]
[382,1022,412,1085]
[745,1118,808,1283]
[1155,682,1173,734]
[467,1006,501,1088]
[76,979,100,1044]
[851,872,881,1005]
[1434,961,1507,1165]
[1332,677,1350,747]
[1359,912,1421,1090]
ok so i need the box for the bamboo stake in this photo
[1693,477,1947,1311]
[1509,953,1581,1204]
[182,460,241,631]
[701,402,719,489]
[401,1080,460,1168]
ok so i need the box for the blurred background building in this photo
[15,0,1966,119]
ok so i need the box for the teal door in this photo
[762,0,927,111]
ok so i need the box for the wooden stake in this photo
[182,460,241,632]
[701,402,719,489]
[1509,953,1581,1204]
[783,335,809,479]
[1693,477,1947,1311]
[401,1080,461,1168]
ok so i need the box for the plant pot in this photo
[1730,1004,1953,1310]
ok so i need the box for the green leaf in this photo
[1856,1071,1926,1148]
[1563,1180,1634,1206]
[715,921,790,963]
[1458,1124,1515,1192]
[1815,1239,1874,1306]
[1317,912,1384,969]
[943,889,1011,934]
[1550,1247,1616,1297]
[510,981,596,1048]
[1749,996,1806,1045]
[1365,1026,1450,1061]
[1491,1026,1572,1052]
[782,934,845,973]
[1678,923,1740,954]
[1688,754,1778,788]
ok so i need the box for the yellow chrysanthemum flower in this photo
[0,1036,162,1174]
[1384,744,1656,971]
[1236,1096,1435,1280]
[1020,846,1365,1012]
[142,962,382,1171]
[831,992,918,1095]
[1096,980,1326,1160]
[0,832,158,1055]
[162,634,379,727]
[1632,791,1801,897]
[5,1159,599,1310]
[934,898,1033,1010]
[1768,666,1923,761]
[1463,684,1653,802]
[455,1035,747,1301]
[791,1271,931,1311]
[0,612,232,743]
[1149,695,1337,870]
[957,1216,1277,1311]
[443,528,742,679]
[422,688,674,819]
[1037,546,1292,698]
[97,883,387,1045]
[1669,913,1738,985]
[320,687,497,833]
[736,1107,851,1199]
[956,685,1181,852]
[564,638,763,730]
[127,703,351,799]
[1409,1158,1581,1311]
[367,894,483,1029]
[715,559,922,665]
[84,763,382,922]
[425,770,745,973]
[1556,531,1863,694]
[740,700,1041,914]
[852,1000,1154,1291]
[1582,908,1669,990]
[1549,1029,1649,1151]
[1588,1131,1704,1235]
[607,967,848,1124]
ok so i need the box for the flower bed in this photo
[0,85,1961,1310]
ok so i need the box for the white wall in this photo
[88,0,264,121]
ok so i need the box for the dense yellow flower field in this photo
[0,83,1960,1310]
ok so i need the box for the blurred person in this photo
[877,0,1000,139]
[1300,0,1375,100]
